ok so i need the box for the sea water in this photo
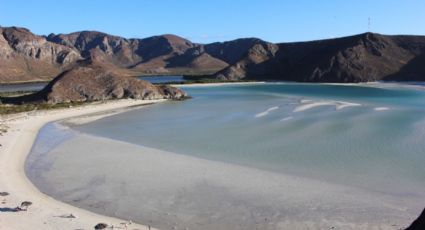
[26,82,425,229]
[73,83,425,195]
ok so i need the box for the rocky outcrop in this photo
[214,33,425,82]
[3,65,187,104]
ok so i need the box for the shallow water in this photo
[26,82,425,229]
[73,83,425,195]
[138,75,185,83]
[0,82,46,92]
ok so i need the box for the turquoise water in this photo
[26,82,425,229]
[72,82,425,196]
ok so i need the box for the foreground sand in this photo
[0,99,163,230]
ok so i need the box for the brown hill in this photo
[2,64,187,104]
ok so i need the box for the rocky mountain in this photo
[214,33,425,82]
[0,27,232,83]
[45,31,230,76]
[213,39,280,80]
[0,27,81,82]
[2,64,187,104]
[1,26,425,83]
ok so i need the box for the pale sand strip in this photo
[255,106,279,118]
[0,99,163,230]
[374,107,390,111]
[293,100,361,112]
[171,81,266,87]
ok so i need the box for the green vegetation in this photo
[0,90,37,97]
[153,75,258,85]
[0,101,85,115]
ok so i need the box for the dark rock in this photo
[19,201,32,211]
[94,223,108,229]
[406,208,425,230]
[0,192,9,196]
[157,85,189,100]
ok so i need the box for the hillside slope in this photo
[214,33,425,82]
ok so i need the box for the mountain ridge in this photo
[1,26,425,83]
[214,32,425,82]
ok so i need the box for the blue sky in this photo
[1,0,424,43]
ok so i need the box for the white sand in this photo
[0,99,163,230]
[173,81,266,87]
[280,116,293,122]
[255,106,279,118]
[374,107,390,111]
[294,100,361,112]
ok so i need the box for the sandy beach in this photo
[0,99,164,230]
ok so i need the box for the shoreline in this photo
[2,80,424,95]
[0,99,164,230]
[172,81,266,87]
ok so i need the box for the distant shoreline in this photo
[2,77,425,86]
